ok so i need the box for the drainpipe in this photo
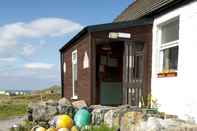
[60,52,64,98]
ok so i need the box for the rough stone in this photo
[58,98,71,106]
[29,102,58,122]
[146,117,162,131]
[72,100,87,109]
[120,111,143,131]
[104,105,132,128]
[91,106,115,125]
[46,100,58,106]
[46,105,58,119]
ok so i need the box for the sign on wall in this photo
[83,51,89,69]
[109,32,131,39]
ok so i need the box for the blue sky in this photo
[0,0,132,90]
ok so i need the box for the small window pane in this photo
[72,53,77,62]
[163,46,178,71]
[161,19,179,44]
[73,63,77,80]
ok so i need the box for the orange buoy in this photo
[46,127,57,131]
[58,128,69,131]
[71,126,79,131]
[56,115,73,129]
[36,127,46,131]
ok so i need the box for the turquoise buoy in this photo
[74,108,91,128]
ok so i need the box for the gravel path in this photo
[0,116,24,131]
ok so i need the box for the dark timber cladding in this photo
[60,19,153,105]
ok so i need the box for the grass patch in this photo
[0,93,60,119]
[0,103,27,119]
[82,124,117,131]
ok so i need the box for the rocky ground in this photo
[0,116,24,131]
[11,98,197,131]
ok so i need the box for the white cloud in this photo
[22,44,35,56]
[0,17,82,88]
[0,17,82,40]
[24,63,54,70]
[0,17,82,59]
[0,57,16,62]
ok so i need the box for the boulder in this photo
[46,100,58,106]
[30,102,58,122]
[58,98,72,114]
[146,117,162,131]
[58,98,71,106]
[91,106,115,125]
[120,111,143,131]
[46,105,58,119]
[104,105,131,128]
[72,100,87,109]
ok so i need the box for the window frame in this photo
[157,17,179,77]
[71,49,78,99]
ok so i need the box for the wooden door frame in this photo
[90,36,150,106]
[123,40,145,106]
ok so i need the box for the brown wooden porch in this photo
[60,19,153,106]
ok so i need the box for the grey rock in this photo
[160,119,180,129]
[30,102,58,122]
[46,100,58,106]
[57,98,73,114]
[58,98,71,106]
[37,121,49,128]
[72,100,87,109]
[145,117,163,131]
[46,105,58,119]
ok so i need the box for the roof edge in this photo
[59,18,153,52]
[59,27,89,52]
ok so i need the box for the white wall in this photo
[152,1,197,121]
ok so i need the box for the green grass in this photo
[0,104,27,119]
[82,124,117,131]
[0,93,61,119]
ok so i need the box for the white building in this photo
[151,1,197,121]
[0,90,6,95]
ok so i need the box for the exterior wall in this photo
[152,1,197,121]
[62,34,92,105]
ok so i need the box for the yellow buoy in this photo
[56,115,73,129]
[36,127,46,131]
[46,127,57,131]
[71,126,78,131]
[58,128,69,131]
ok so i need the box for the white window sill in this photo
[71,95,78,100]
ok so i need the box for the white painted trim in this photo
[160,40,179,50]
[156,17,179,73]
[72,49,78,99]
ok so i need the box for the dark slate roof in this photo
[60,18,153,52]
[114,0,191,22]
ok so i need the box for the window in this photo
[158,17,179,77]
[72,50,78,99]
[63,62,66,73]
